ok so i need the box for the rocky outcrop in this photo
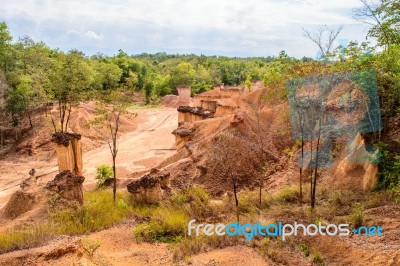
[334,133,379,191]
[200,100,217,112]
[215,104,237,117]
[172,126,195,150]
[177,106,215,118]
[127,171,171,204]
[230,111,245,126]
[177,106,215,124]
[45,170,85,206]
[52,133,83,175]
[177,86,191,106]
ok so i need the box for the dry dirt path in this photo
[0,107,178,207]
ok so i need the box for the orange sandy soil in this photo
[0,219,274,266]
[0,106,177,208]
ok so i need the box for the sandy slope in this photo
[0,107,177,208]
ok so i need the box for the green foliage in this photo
[0,22,13,74]
[95,165,113,188]
[237,190,262,214]
[350,203,365,228]
[375,142,400,189]
[0,222,55,254]
[92,61,122,90]
[356,0,400,46]
[272,186,299,204]
[311,249,326,265]
[144,81,154,104]
[170,62,196,89]
[171,234,240,262]
[299,243,310,257]
[5,78,31,121]
[0,190,134,254]
[49,190,134,234]
[81,238,101,257]
[133,187,211,243]
[133,207,188,243]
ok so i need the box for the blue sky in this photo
[0,0,371,58]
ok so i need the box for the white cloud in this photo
[0,0,370,57]
[84,30,104,40]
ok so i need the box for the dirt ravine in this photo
[0,107,178,208]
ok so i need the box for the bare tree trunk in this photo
[112,155,116,203]
[59,100,64,133]
[300,135,303,203]
[45,103,57,133]
[311,118,322,209]
[28,111,33,129]
[232,175,239,222]
[309,137,314,208]
[0,130,4,147]
[259,176,263,210]
[65,103,72,133]
[299,113,304,203]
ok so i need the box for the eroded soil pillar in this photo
[51,133,83,175]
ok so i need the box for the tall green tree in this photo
[355,0,400,47]
[50,50,94,132]
[92,61,122,90]
[170,62,196,90]
[0,22,14,74]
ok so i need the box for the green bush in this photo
[350,203,364,228]
[95,165,113,188]
[375,142,400,190]
[0,223,55,253]
[171,234,240,262]
[169,187,210,219]
[267,186,299,205]
[299,243,310,257]
[311,249,326,265]
[237,190,260,214]
[50,190,134,234]
[133,207,188,243]
[0,190,136,254]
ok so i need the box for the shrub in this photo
[169,187,210,219]
[375,142,400,190]
[0,222,55,254]
[0,190,135,254]
[299,243,310,257]
[311,249,326,265]
[95,165,113,188]
[81,238,101,257]
[133,207,188,243]
[237,190,261,215]
[171,234,241,262]
[266,186,299,206]
[350,203,364,228]
[50,190,134,234]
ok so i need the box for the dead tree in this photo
[242,99,278,211]
[303,25,344,59]
[91,92,135,203]
[207,130,251,222]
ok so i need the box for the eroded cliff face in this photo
[167,84,380,195]
[174,86,242,150]
[334,133,379,191]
